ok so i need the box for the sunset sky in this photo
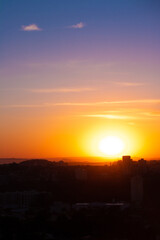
[1,0,160,160]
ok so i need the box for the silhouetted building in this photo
[122,155,132,164]
[138,158,147,174]
[122,156,133,174]
[131,175,143,206]
[0,191,50,209]
[138,158,146,165]
[75,168,88,181]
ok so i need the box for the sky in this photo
[0,0,160,160]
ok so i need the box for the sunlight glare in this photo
[99,136,124,156]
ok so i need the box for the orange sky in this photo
[1,1,160,160]
[1,98,160,159]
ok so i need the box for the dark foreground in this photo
[0,157,160,240]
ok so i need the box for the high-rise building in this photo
[122,155,132,164]
[131,175,143,206]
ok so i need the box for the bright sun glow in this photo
[99,136,124,156]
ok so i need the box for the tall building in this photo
[75,168,88,181]
[0,191,50,209]
[122,156,132,164]
[122,156,133,174]
[131,175,143,206]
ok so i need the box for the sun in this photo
[99,136,124,156]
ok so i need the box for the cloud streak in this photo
[115,82,145,87]
[82,114,134,120]
[142,112,160,117]
[21,24,42,31]
[30,87,94,93]
[54,99,160,105]
[1,99,160,109]
[68,22,85,29]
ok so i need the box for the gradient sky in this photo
[1,0,160,159]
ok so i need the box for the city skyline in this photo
[1,0,160,159]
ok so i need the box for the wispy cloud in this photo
[0,104,43,109]
[68,22,85,29]
[1,99,160,109]
[21,24,42,31]
[111,99,160,104]
[82,114,135,120]
[56,99,160,105]
[82,109,160,121]
[141,112,160,117]
[115,82,145,87]
[49,99,160,106]
[0,102,98,108]
[30,87,94,93]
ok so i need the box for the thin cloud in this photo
[115,82,145,87]
[68,22,85,29]
[108,99,160,104]
[141,112,160,117]
[1,99,160,109]
[0,104,43,109]
[30,87,94,93]
[21,24,42,31]
[82,110,160,121]
[82,114,134,120]
[56,99,160,106]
